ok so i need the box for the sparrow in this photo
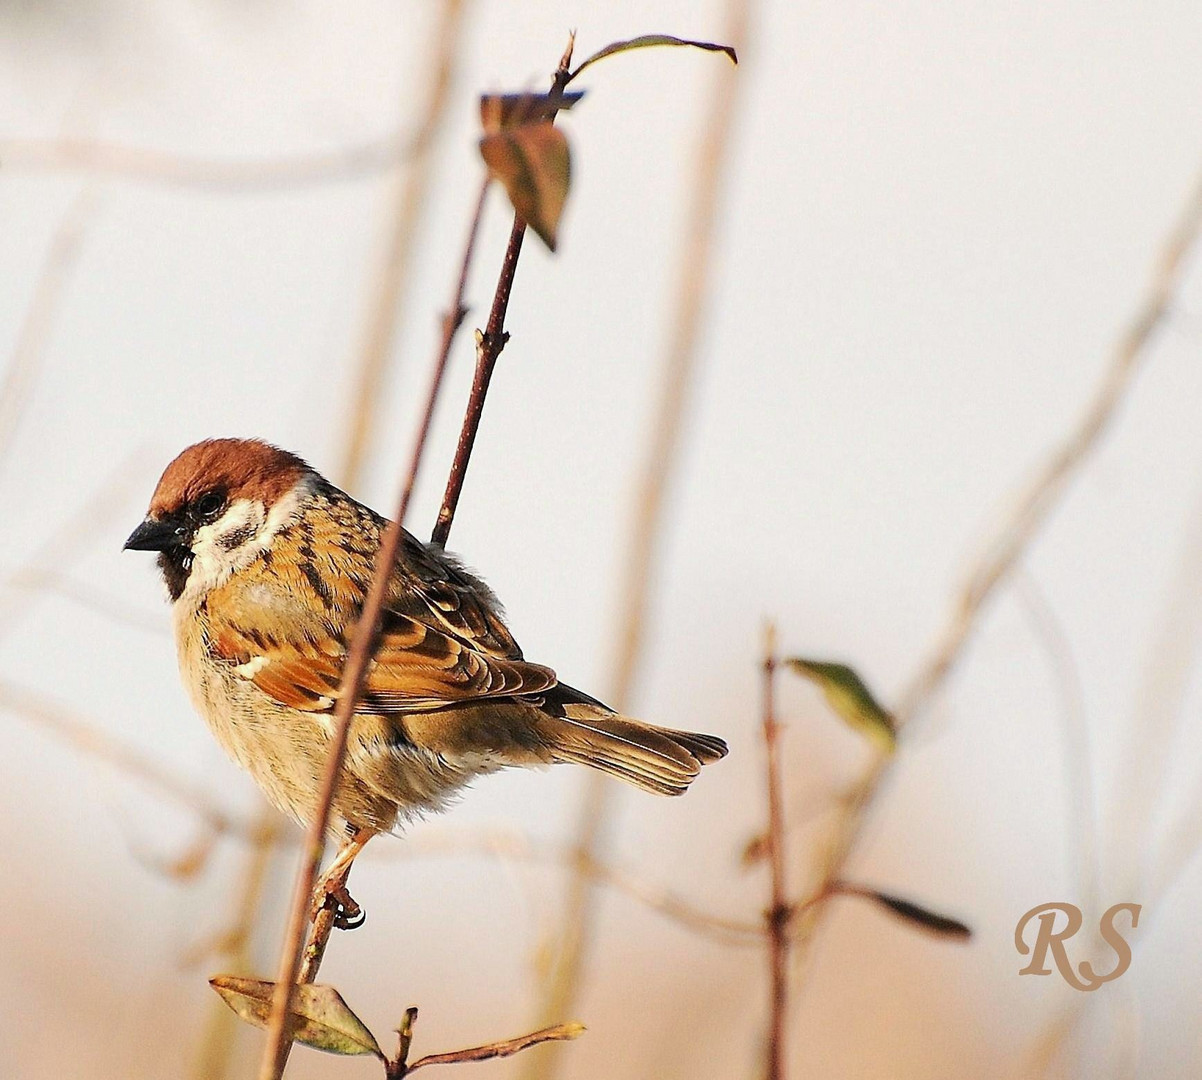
[125,439,726,913]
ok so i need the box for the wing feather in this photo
[204,496,556,714]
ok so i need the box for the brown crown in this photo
[148,439,313,516]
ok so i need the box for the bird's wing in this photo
[204,506,557,713]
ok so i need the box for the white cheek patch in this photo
[176,476,316,609]
[186,499,268,597]
[261,475,315,543]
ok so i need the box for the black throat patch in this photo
[157,546,193,601]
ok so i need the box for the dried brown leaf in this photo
[479,122,570,250]
[479,92,584,134]
[209,976,383,1057]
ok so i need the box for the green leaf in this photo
[840,887,972,940]
[479,91,584,134]
[209,975,383,1058]
[568,35,738,81]
[480,122,571,251]
[786,658,897,751]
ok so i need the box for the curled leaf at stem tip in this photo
[209,975,383,1058]
[785,658,897,751]
[568,35,738,81]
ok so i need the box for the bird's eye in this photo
[195,492,224,518]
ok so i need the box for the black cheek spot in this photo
[218,525,257,552]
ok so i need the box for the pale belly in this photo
[172,613,498,834]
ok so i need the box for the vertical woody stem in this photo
[762,623,789,1080]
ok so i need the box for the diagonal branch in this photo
[256,117,499,1080]
[897,168,1202,723]
[204,7,473,1075]
[429,41,575,549]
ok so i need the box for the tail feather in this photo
[536,701,728,796]
[661,728,728,765]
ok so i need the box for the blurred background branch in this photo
[789,159,1202,1035]
[337,0,469,490]
[0,136,412,192]
[522,4,754,1072]
[0,189,96,473]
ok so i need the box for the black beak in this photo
[124,517,184,552]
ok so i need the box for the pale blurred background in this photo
[2,1,1202,1077]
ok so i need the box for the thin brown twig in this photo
[429,40,575,548]
[338,0,470,489]
[789,162,1202,985]
[428,212,523,547]
[257,107,500,1080]
[0,189,97,470]
[762,624,789,1080]
[382,1009,582,1079]
[405,1023,584,1073]
[525,7,752,1069]
[256,441,400,1077]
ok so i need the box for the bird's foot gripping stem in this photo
[314,883,365,931]
[309,827,372,931]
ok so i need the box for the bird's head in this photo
[125,438,314,601]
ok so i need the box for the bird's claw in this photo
[311,883,366,931]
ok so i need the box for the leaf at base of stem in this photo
[209,975,383,1058]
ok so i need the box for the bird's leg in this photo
[310,827,372,930]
